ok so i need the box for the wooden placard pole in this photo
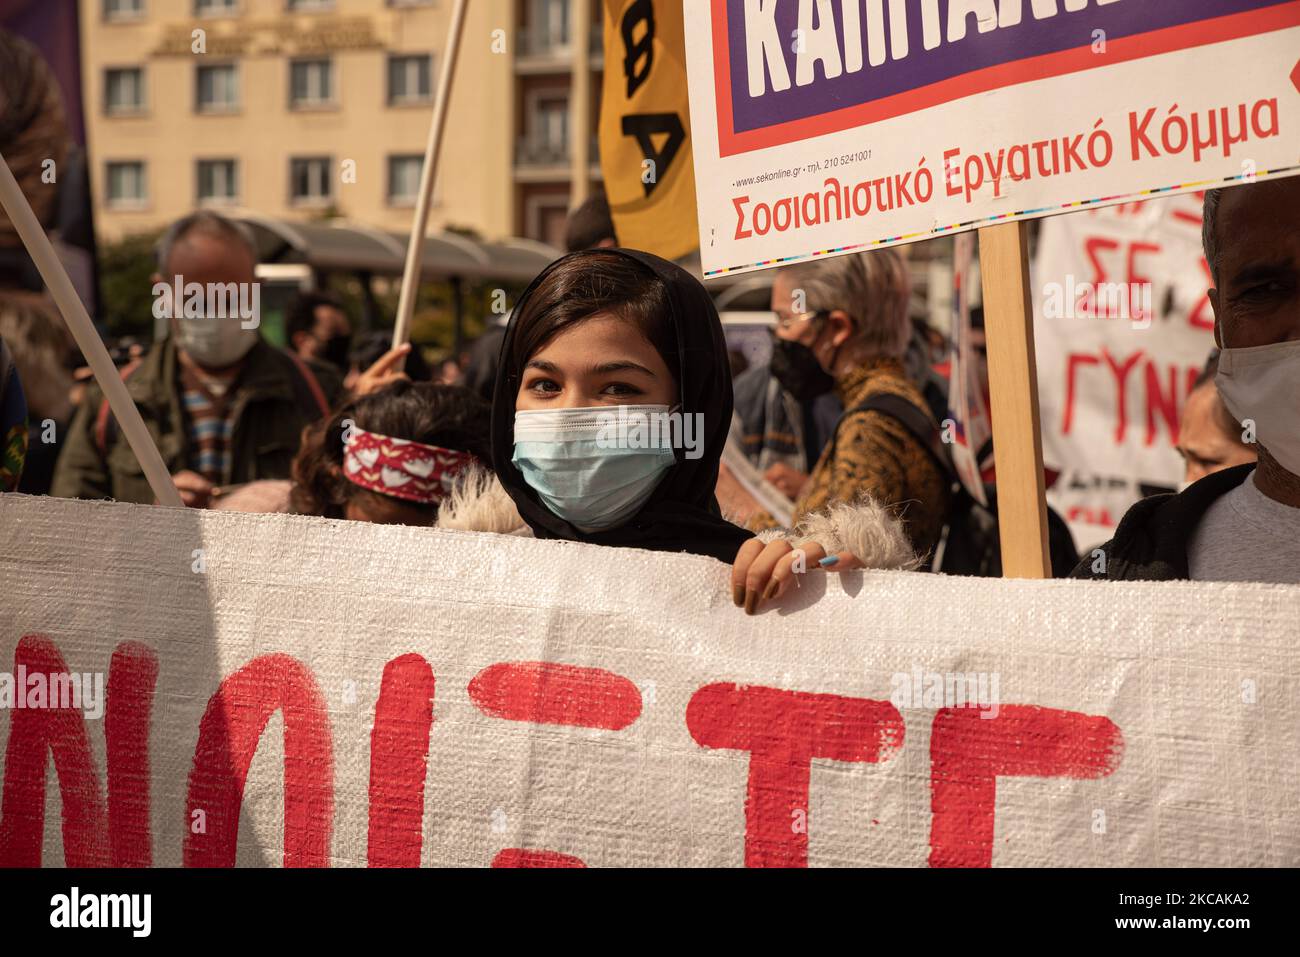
[977,220,1051,578]
[392,0,470,354]
[0,150,183,508]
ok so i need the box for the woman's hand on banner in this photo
[732,537,864,615]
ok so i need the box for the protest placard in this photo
[1032,193,1218,551]
[683,0,1300,277]
[683,0,1300,579]
[2,494,1295,867]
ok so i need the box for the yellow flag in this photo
[600,0,699,260]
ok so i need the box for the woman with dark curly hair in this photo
[289,380,494,526]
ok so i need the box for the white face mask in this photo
[512,405,676,532]
[1215,339,1300,476]
[175,315,258,369]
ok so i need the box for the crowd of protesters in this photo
[2,25,1297,599]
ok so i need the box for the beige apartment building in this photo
[82,0,603,247]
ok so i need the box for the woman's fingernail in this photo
[763,580,779,602]
[744,589,759,615]
[819,555,840,567]
[733,584,745,607]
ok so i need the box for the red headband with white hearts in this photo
[343,426,475,505]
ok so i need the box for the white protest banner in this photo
[1,494,1296,867]
[682,0,1300,277]
[1032,193,1218,551]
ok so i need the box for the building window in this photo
[105,161,147,209]
[536,94,569,151]
[387,0,433,7]
[387,54,432,106]
[290,157,332,205]
[195,0,238,15]
[104,67,145,115]
[517,90,569,165]
[290,59,334,109]
[287,0,333,9]
[524,193,572,247]
[196,64,239,113]
[519,91,569,165]
[104,0,145,21]
[197,159,239,205]
[387,155,424,206]
[531,0,571,53]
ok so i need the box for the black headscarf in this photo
[491,248,752,563]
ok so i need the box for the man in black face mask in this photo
[287,291,353,374]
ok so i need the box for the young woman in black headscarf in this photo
[490,248,918,613]
[491,248,749,562]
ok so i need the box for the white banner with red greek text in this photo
[683,0,1300,276]
[0,494,1296,867]
[1032,193,1218,552]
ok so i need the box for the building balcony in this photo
[516,137,569,168]
[514,135,602,183]
[515,27,604,73]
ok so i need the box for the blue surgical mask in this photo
[512,405,676,532]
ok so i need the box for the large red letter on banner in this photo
[185,654,333,867]
[367,654,435,868]
[0,636,157,867]
[686,683,903,867]
[928,705,1123,867]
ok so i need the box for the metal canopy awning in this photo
[232,214,562,283]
